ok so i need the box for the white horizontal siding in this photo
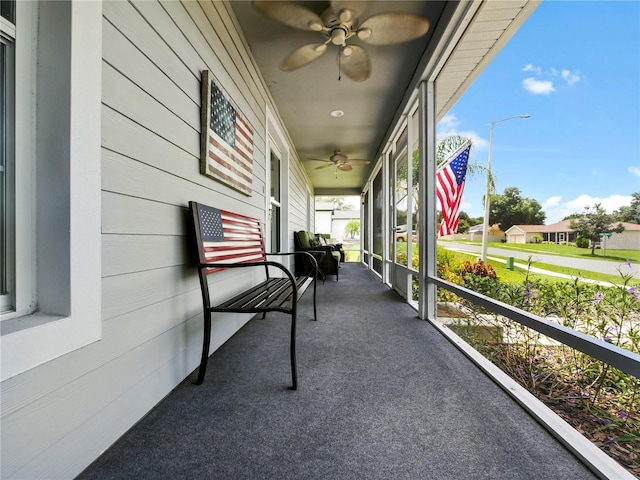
[1,0,312,478]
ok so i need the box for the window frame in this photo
[1,6,16,313]
[0,1,102,381]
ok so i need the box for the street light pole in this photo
[480,114,531,262]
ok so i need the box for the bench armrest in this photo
[265,251,319,282]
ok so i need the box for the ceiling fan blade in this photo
[340,45,370,82]
[346,159,370,165]
[329,1,364,23]
[358,13,430,45]
[338,164,353,171]
[280,43,328,71]
[315,164,334,170]
[251,1,324,32]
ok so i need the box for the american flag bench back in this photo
[191,202,267,274]
[188,201,317,390]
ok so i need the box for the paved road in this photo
[439,241,639,280]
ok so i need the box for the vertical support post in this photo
[481,121,495,262]
[418,80,437,321]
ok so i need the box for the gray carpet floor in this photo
[79,262,596,479]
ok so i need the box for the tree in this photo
[316,196,356,210]
[456,211,480,233]
[488,187,546,231]
[612,192,640,224]
[570,203,625,255]
[562,212,584,221]
[344,220,360,239]
[398,136,482,235]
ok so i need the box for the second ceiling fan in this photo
[312,150,370,172]
[251,1,430,82]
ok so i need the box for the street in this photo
[439,242,639,280]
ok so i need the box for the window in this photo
[1,0,15,313]
[1,1,102,380]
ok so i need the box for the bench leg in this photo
[196,311,212,385]
[312,274,318,322]
[290,311,298,390]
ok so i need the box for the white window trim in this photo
[265,106,290,255]
[1,14,17,313]
[0,1,102,381]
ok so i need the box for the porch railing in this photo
[430,277,640,377]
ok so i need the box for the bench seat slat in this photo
[214,278,290,311]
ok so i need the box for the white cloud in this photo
[543,194,632,223]
[437,114,460,131]
[542,196,563,208]
[520,65,581,95]
[522,64,542,75]
[629,166,640,177]
[561,69,581,85]
[436,115,489,152]
[522,77,555,95]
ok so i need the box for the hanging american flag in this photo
[195,203,265,273]
[201,71,254,196]
[436,141,471,237]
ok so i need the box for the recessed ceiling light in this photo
[330,110,344,118]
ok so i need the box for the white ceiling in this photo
[230,1,539,195]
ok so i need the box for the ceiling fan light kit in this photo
[356,28,372,40]
[251,1,430,82]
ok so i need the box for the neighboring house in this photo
[606,222,640,250]
[505,220,576,244]
[505,220,640,250]
[314,204,360,242]
[314,202,335,237]
[467,223,504,242]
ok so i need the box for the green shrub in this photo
[576,237,590,248]
[447,259,640,451]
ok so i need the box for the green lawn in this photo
[375,241,638,285]
[447,240,640,264]
[423,241,638,285]
[492,256,636,285]
[443,249,577,284]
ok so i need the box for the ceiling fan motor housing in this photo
[330,151,348,163]
[321,8,355,45]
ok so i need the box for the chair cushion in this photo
[297,231,311,249]
[330,251,341,262]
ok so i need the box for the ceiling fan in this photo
[251,1,430,82]
[312,150,371,172]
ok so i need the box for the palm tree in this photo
[436,134,488,184]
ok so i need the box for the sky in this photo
[436,0,640,224]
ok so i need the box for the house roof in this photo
[505,220,640,234]
[619,222,640,231]
[332,210,359,219]
[468,223,501,233]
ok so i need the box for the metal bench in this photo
[189,201,318,390]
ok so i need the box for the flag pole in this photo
[480,115,531,262]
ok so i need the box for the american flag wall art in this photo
[200,70,254,196]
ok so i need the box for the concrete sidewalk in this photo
[441,242,639,283]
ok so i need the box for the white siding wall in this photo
[608,231,640,250]
[1,1,312,478]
